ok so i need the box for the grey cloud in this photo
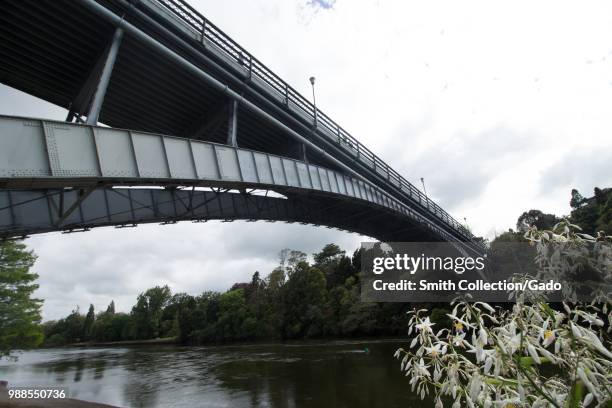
[306,0,336,10]
[382,125,541,211]
[539,149,612,197]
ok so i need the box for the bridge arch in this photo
[0,116,462,246]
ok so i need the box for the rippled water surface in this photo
[0,339,433,408]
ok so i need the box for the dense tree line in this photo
[569,187,612,235]
[26,186,612,348]
[496,187,612,241]
[41,244,417,346]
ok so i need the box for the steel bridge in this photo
[0,0,482,253]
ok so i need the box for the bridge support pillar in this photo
[227,100,238,147]
[85,27,124,125]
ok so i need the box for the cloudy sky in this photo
[1,0,611,320]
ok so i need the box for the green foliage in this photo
[516,209,561,232]
[44,333,66,347]
[40,245,433,345]
[91,312,132,342]
[83,304,95,341]
[283,262,327,338]
[313,243,354,288]
[570,187,612,235]
[428,307,451,329]
[569,188,586,209]
[131,285,172,339]
[106,300,115,315]
[42,308,85,345]
[0,240,43,358]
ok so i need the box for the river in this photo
[0,339,433,408]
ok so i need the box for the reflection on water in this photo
[0,340,432,408]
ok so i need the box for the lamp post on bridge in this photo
[309,76,318,128]
[420,177,427,196]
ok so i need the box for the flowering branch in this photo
[396,223,612,407]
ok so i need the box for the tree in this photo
[0,240,43,358]
[313,243,344,265]
[216,289,253,340]
[279,249,307,277]
[594,191,612,234]
[89,312,131,342]
[313,244,354,288]
[516,209,561,232]
[63,308,85,343]
[161,292,194,339]
[131,285,172,339]
[569,188,586,209]
[106,300,115,315]
[570,187,612,235]
[283,261,327,338]
[82,304,95,341]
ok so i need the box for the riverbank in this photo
[47,335,407,349]
[0,383,119,408]
[68,337,177,348]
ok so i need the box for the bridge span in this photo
[0,0,483,254]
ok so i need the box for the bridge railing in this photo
[153,0,474,240]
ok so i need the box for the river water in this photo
[0,339,433,408]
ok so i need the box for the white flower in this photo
[452,332,466,347]
[577,367,597,397]
[415,317,435,333]
[479,327,488,345]
[468,374,482,400]
[572,322,612,359]
[583,393,594,406]
[527,343,541,364]
[541,329,556,347]
[483,356,493,374]
[581,313,604,327]
[425,343,446,358]
[414,358,431,378]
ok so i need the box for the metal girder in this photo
[227,99,238,147]
[66,28,123,122]
[0,116,406,220]
[0,115,481,254]
[86,27,124,125]
[0,188,375,239]
[52,187,96,226]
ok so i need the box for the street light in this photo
[309,76,317,128]
[420,177,427,196]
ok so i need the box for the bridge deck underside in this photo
[0,188,434,241]
[0,0,308,160]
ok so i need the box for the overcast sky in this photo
[1,0,611,320]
